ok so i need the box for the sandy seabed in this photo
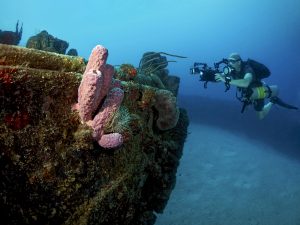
[156,96,300,225]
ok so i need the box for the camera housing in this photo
[190,67,201,75]
[223,66,233,76]
[190,58,232,89]
[189,62,217,82]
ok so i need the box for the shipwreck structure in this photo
[0,44,189,225]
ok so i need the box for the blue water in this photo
[2,0,300,224]
[2,0,300,100]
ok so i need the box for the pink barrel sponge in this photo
[78,45,114,122]
[77,45,124,149]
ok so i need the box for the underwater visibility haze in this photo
[1,0,300,225]
[2,0,300,99]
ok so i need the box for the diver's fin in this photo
[270,97,298,110]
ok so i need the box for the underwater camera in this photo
[190,59,231,89]
[190,62,217,82]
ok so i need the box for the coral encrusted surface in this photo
[0,44,189,225]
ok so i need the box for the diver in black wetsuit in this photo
[215,53,298,119]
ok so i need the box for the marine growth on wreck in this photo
[0,43,189,225]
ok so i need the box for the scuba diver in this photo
[214,53,298,119]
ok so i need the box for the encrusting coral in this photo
[76,45,124,149]
[113,51,185,97]
[114,64,137,81]
[0,43,189,225]
[26,30,69,54]
[154,89,180,130]
[0,21,23,45]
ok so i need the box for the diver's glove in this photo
[214,73,225,82]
